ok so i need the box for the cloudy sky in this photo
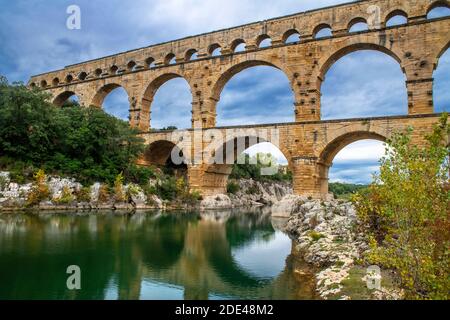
[0,1,449,184]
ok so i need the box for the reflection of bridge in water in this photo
[0,209,317,300]
[120,209,317,300]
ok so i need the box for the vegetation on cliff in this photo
[0,77,203,207]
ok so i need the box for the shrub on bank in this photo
[26,169,50,206]
[97,184,110,203]
[74,186,91,203]
[353,114,450,300]
[227,181,240,194]
[113,172,126,202]
[53,186,75,205]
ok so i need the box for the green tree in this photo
[0,76,56,163]
[0,76,151,185]
[354,114,450,300]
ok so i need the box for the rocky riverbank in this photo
[0,172,291,212]
[276,195,402,300]
[200,178,292,209]
[0,171,163,211]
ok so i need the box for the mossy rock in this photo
[327,266,398,300]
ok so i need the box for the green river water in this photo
[0,209,317,300]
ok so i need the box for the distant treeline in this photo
[230,153,292,182]
[329,182,368,197]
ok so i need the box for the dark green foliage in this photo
[123,164,155,185]
[157,177,178,201]
[0,76,151,185]
[226,181,240,194]
[142,176,178,201]
[150,126,178,132]
[161,126,177,131]
[0,77,56,164]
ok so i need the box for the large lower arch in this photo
[211,60,291,103]
[90,83,132,120]
[210,60,294,127]
[141,139,187,176]
[141,73,193,130]
[319,131,386,167]
[317,131,386,194]
[328,140,385,185]
[199,135,290,196]
[143,140,179,166]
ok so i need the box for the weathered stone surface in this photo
[272,194,307,217]
[0,174,33,206]
[48,177,82,200]
[90,182,101,203]
[0,173,168,210]
[147,194,163,209]
[124,184,147,208]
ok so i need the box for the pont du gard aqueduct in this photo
[29,0,450,199]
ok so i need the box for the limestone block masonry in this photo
[29,0,450,198]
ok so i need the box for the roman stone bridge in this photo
[29,0,450,198]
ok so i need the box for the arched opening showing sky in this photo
[65,94,80,105]
[150,78,192,129]
[427,6,450,19]
[428,4,450,114]
[217,66,293,126]
[321,50,407,120]
[328,140,385,184]
[434,48,450,113]
[102,87,130,120]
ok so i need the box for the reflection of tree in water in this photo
[225,210,275,249]
[0,212,194,300]
[138,214,192,270]
[0,213,117,300]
